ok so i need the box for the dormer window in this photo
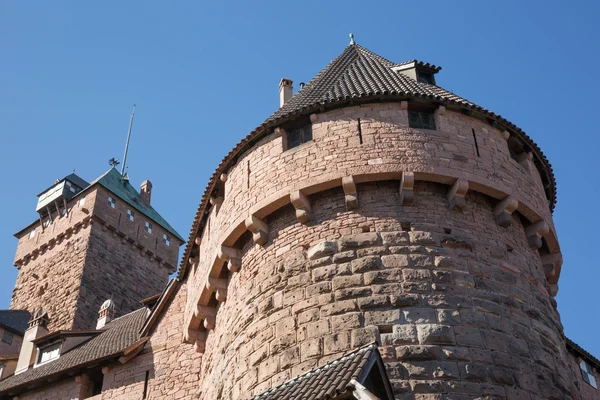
[408,110,436,130]
[36,342,61,366]
[581,360,598,388]
[417,71,435,85]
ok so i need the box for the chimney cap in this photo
[100,299,116,312]
[279,78,293,88]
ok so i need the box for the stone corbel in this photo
[501,130,510,141]
[218,245,242,272]
[447,178,468,210]
[399,172,414,205]
[194,330,209,353]
[524,220,549,250]
[310,114,318,123]
[291,191,311,224]
[541,252,562,280]
[220,173,228,182]
[342,176,359,210]
[549,284,559,297]
[206,277,228,302]
[195,305,218,330]
[210,196,224,206]
[400,101,408,110]
[518,151,533,171]
[195,236,202,246]
[494,196,518,228]
[245,215,269,246]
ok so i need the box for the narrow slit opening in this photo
[357,118,363,144]
[472,128,480,157]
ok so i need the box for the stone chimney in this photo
[279,78,293,107]
[15,308,49,374]
[140,180,153,206]
[96,299,116,329]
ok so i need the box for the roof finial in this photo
[349,33,355,45]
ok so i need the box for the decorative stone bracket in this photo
[342,176,359,210]
[525,220,549,250]
[195,305,218,330]
[541,252,562,280]
[245,215,269,246]
[206,277,228,303]
[494,196,518,228]
[291,190,312,224]
[218,246,242,272]
[399,172,414,205]
[447,179,469,210]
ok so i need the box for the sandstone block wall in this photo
[175,102,571,399]
[11,185,177,331]
[195,182,576,399]
[185,103,561,334]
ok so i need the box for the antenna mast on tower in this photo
[121,104,136,176]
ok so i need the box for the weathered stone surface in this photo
[307,241,338,260]
[418,325,456,345]
[339,232,380,250]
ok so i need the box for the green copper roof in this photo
[91,168,184,242]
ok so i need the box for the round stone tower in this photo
[182,43,576,399]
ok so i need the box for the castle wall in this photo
[195,182,575,399]
[15,376,81,400]
[180,103,572,399]
[185,103,559,332]
[73,222,171,330]
[10,222,91,331]
[10,184,178,331]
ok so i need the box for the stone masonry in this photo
[11,185,178,331]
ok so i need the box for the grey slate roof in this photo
[178,42,557,281]
[90,168,184,242]
[0,308,147,393]
[252,344,385,400]
[0,310,31,335]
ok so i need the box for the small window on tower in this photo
[108,197,116,209]
[287,125,312,149]
[163,234,170,246]
[78,197,86,207]
[145,222,152,234]
[29,229,36,239]
[2,331,13,345]
[408,110,436,130]
[580,360,598,389]
[127,209,135,222]
[61,207,67,217]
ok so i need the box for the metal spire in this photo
[121,104,136,176]
[349,33,355,45]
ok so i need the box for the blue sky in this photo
[1,1,599,355]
